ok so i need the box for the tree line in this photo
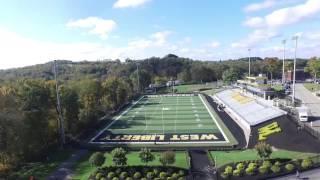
[0,54,318,173]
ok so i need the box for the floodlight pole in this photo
[282,40,286,84]
[136,63,140,93]
[292,36,298,106]
[53,60,66,147]
[248,48,251,77]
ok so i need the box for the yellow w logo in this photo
[258,122,281,141]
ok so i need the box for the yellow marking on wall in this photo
[258,122,281,141]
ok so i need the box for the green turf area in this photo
[10,149,74,179]
[304,83,320,92]
[272,84,284,91]
[91,94,237,147]
[211,149,316,167]
[174,83,218,93]
[72,151,188,180]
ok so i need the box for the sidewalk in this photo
[271,168,320,180]
[47,149,88,180]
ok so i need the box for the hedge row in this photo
[89,165,187,180]
[220,158,313,179]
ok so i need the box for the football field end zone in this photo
[89,96,145,143]
[89,94,237,148]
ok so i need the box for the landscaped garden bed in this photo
[89,165,187,180]
[218,157,315,179]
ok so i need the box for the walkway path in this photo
[271,168,320,180]
[47,149,88,180]
[188,150,216,180]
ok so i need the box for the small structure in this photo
[285,69,310,82]
[166,80,182,87]
[236,74,275,100]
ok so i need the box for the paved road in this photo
[188,150,216,180]
[47,149,88,180]
[295,84,320,128]
[271,168,320,180]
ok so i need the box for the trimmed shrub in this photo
[89,152,106,167]
[178,170,185,176]
[159,151,176,166]
[159,172,167,179]
[233,169,241,177]
[224,165,233,176]
[125,177,133,180]
[141,178,147,180]
[270,165,281,173]
[221,173,229,179]
[285,163,295,172]
[120,172,128,179]
[262,160,272,168]
[248,162,257,169]
[245,167,255,176]
[95,173,103,179]
[154,168,160,176]
[146,172,155,179]
[171,173,179,180]
[259,166,268,174]
[274,161,281,166]
[177,177,184,180]
[100,178,106,180]
[112,177,119,180]
[133,172,142,179]
[115,168,122,175]
[301,158,313,169]
[236,163,244,170]
[108,172,116,179]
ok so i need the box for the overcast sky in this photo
[1,0,320,69]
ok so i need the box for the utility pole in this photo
[136,63,140,93]
[248,48,251,77]
[282,40,286,84]
[292,36,299,106]
[53,60,65,147]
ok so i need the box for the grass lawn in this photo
[10,148,74,180]
[272,84,284,91]
[211,149,316,167]
[72,151,188,180]
[304,83,320,92]
[174,83,217,93]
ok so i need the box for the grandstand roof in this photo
[214,89,286,126]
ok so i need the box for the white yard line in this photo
[90,96,145,142]
[198,94,229,143]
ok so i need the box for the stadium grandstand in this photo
[213,88,287,147]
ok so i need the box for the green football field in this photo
[91,94,237,147]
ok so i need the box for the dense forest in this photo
[0,54,314,175]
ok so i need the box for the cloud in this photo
[231,29,280,48]
[66,17,116,39]
[113,0,151,8]
[150,31,172,46]
[244,0,277,12]
[244,0,320,28]
[208,41,221,48]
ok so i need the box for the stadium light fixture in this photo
[291,35,299,106]
[282,40,286,84]
[248,48,251,77]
